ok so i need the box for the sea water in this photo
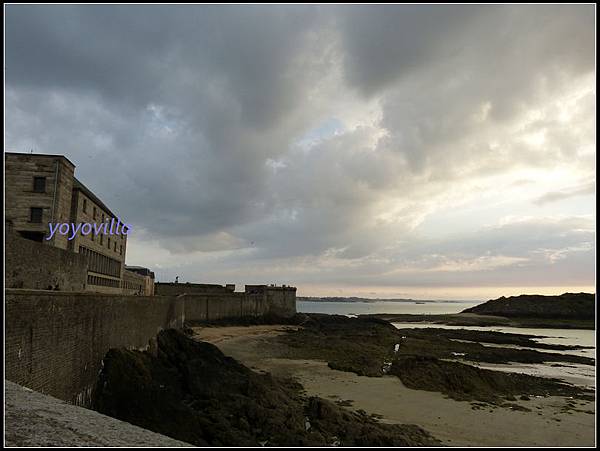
[297,300,481,316]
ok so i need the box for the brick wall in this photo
[5,290,184,406]
[5,230,88,291]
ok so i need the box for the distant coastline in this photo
[298,297,477,304]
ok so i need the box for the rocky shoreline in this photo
[86,313,594,446]
[92,328,440,446]
[274,314,594,404]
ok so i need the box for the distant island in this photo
[462,292,595,320]
[298,297,466,303]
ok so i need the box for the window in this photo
[100,234,103,245]
[114,242,117,252]
[30,207,43,223]
[33,177,46,193]
[81,246,121,277]
[120,245,123,255]
[87,274,120,288]
[93,207,97,220]
[83,198,87,213]
[19,231,45,242]
[108,237,111,248]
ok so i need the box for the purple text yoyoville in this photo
[46,217,132,241]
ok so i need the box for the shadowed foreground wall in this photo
[5,289,184,406]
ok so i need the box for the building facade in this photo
[5,152,128,294]
[123,266,155,296]
[5,153,75,249]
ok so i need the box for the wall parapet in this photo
[154,282,235,296]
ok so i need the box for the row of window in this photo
[79,246,122,278]
[81,196,125,257]
[29,207,124,255]
[82,198,120,226]
[122,280,144,292]
[91,231,123,255]
[87,274,120,288]
[87,274,144,292]
[81,198,122,239]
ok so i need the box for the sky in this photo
[5,4,596,300]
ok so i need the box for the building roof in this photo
[5,151,76,168]
[125,265,155,278]
[72,178,120,219]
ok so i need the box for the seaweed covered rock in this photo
[92,329,439,446]
[276,313,593,376]
[390,355,595,403]
[277,313,400,376]
[274,314,594,406]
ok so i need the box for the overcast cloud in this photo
[5,5,595,299]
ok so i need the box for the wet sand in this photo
[193,325,596,447]
[365,312,595,330]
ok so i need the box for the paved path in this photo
[4,381,192,447]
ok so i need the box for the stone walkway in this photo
[4,381,192,447]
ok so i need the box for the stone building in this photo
[5,152,129,294]
[5,152,76,249]
[123,265,155,296]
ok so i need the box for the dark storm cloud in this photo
[5,5,595,291]
[6,5,320,117]
[6,4,329,241]
[338,4,492,96]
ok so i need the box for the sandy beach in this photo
[193,325,596,447]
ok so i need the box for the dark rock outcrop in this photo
[92,329,439,446]
[390,355,594,404]
[277,313,401,376]
[276,314,594,405]
[462,293,595,319]
[278,313,594,373]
